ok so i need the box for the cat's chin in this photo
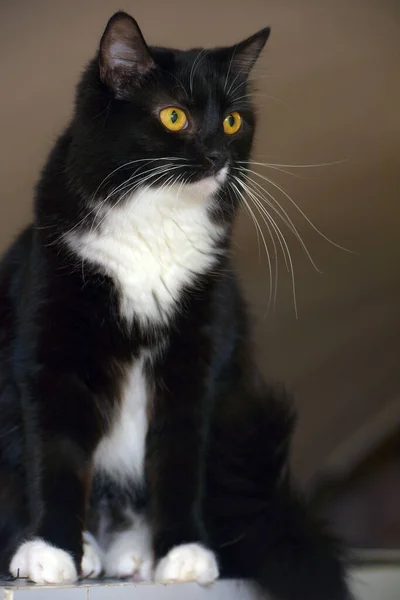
[188,166,228,199]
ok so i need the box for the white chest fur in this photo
[71,178,225,484]
[69,183,225,326]
[93,356,148,484]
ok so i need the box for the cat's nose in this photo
[204,151,226,173]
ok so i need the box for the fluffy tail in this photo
[206,385,352,600]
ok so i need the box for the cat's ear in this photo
[99,12,154,96]
[229,27,271,74]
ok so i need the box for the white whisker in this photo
[166,71,189,100]
[234,168,322,273]
[49,158,188,246]
[229,180,273,311]
[230,94,290,109]
[236,177,299,316]
[236,159,347,169]
[89,163,178,235]
[224,44,239,93]
[237,166,353,253]
[92,165,185,235]
[92,157,188,199]
[234,177,279,307]
[190,49,207,96]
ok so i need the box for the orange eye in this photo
[159,107,188,131]
[223,111,242,135]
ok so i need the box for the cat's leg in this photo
[9,372,101,584]
[147,348,219,586]
[9,453,97,583]
[0,381,32,576]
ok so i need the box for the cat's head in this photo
[71,11,269,219]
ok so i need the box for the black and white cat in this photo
[0,12,350,599]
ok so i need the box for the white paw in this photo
[104,518,153,581]
[106,552,153,581]
[81,533,102,579]
[9,539,78,584]
[154,543,219,585]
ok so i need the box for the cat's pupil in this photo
[228,114,235,127]
[171,110,178,124]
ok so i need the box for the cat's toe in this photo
[10,539,78,584]
[104,522,153,580]
[154,543,219,585]
[81,541,102,579]
[137,558,153,582]
[105,551,153,580]
[107,553,140,578]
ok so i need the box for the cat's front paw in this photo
[106,552,153,581]
[154,543,219,585]
[9,539,78,584]
[81,533,103,579]
[103,521,153,581]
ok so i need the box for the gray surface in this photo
[2,570,400,600]
[0,580,260,600]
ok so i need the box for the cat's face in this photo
[72,12,269,218]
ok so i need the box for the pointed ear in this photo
[230,27,271,74]
[99,12,154,97]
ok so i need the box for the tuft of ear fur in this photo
[229,27,271,74]
[99,11,154,97]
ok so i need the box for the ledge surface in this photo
[1,568,400,600]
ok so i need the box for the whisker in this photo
[165,70,189,100]
[92,165,184,235]
[229,183,261,259]
[236,177,285,265]
[227,78,249,102]
[234,168,322,273]
[190,49,207,96]
[230,94,290,109]
[229,180,273,311]
[238,161,301,179]
[226,65,249,98]
[192,50,210,90]
[236,159,347,169]
[235,177,279,306]
[224,44,239,93]
[245,175,321,273]
[48,159,188,245]
[88,163,177,235]
[227,72,274,102]
[92,156,187,199]
[237,166,353,253]
[236,177,299,315]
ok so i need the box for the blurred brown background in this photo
[1,0,399,534]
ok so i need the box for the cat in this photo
[0,11,351,599]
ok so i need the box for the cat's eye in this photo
[223,111,242,135]
[159,107,188,132]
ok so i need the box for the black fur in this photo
[0,12,350,599]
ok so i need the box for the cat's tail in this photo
[207,385,352,600]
